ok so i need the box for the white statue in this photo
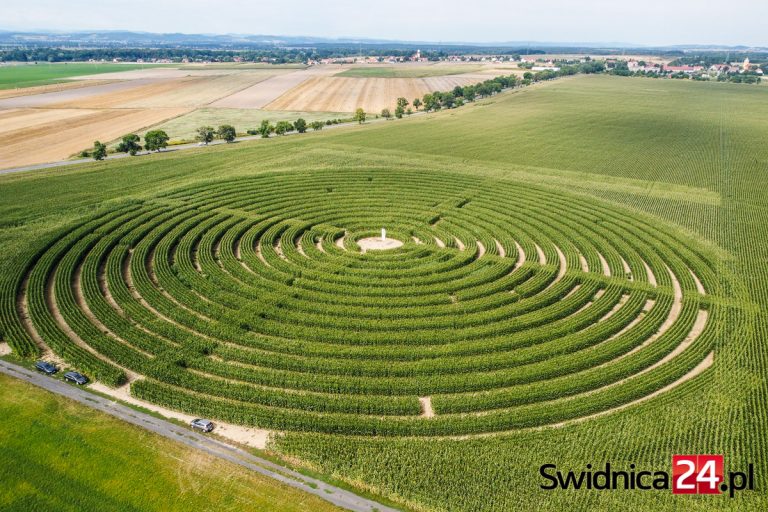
[381,228,386,240]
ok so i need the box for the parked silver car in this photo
[190,418,214,433]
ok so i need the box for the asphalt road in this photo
[0,359,401,512]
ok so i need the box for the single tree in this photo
[412,98,422,110]
[116,134,142,156]
[144,130,169,152]
[196,126,215,145]
[396,97,409,109]
[394,105,404,118]
[217,124,237,143]
[92,140,107,161]
[354,108,366,124]
[381,108,392,119]
[406,107,413,115]
[294,118,307,133]
[310,120,324,131]
[258,119,273,138]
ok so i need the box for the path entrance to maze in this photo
[3,168,726,437]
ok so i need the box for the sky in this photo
[1,0,766,47]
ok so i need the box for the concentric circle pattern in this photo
[14,169,719,436]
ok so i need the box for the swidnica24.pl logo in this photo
[540,455,754,498]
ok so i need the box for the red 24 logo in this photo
[672,455,723,494]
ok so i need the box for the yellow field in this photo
[265,74,498,112]
[0,107,190,169]
[0,62,516,169]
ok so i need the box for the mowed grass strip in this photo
[0,374,343,512]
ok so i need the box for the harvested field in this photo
[0,107,189,169]
[0,78,160,109]
[0,79,117,100]
[211,65,343,109]
[45,73,277,109]
[336,64,484,78]
[72,68,264,80]
[265,75,495,112]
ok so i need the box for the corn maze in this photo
[1,168,722,436]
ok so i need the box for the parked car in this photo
[64,371,88,385]
[190,418,214,433]
[34,361,58,375]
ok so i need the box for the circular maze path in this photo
[5,169,722,436]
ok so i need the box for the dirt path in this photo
[296,237,308,257]
[89,379,271,450]
[73,260,156,358]
[690,268,706,294]
[513,241,526,269]
[454,238,466,251]
[123,250,214,339]
[476,241,486,258]
[419,396,435,418]
[275,239,287,260]
[579,253,589,273]
[643,260,657,286]
[598,294,630,323]
[534,244,546,265]
[43,261,138,378]
[145,247,213,322]
[555,245,566,279]
[335,233,347,251]
[597,251,611,277]
[494,239,506,258]
[621,257,632,280]
[546,351,714,429]
[434,237,446,248]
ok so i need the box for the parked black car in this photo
[34,361,58,375]
[64,371,88,385]
[190,418,214,433]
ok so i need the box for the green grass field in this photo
[335,64,483,78]
[0,373,343,512]
[140,108,351,142]
[0,75,766,511]
[0,62,168,89]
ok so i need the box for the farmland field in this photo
[0,75,766,511]
[335,64,484,78]
[141,108,351,142]
[265,75,497,112]
[0,62,168,89]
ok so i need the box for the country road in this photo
[0,359,401,512]
[0,111,424,176]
